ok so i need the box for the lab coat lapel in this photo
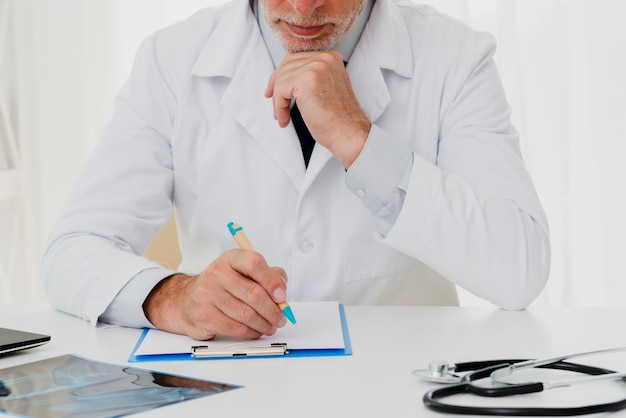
[191,0,305,189]
[349,0,413,123]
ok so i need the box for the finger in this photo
[265,69,292,126]
[264,70,276,99]
[275,96,292,128]
[266,58,306,128]
[229,250,287,303]
[265,70,278,124]
[269,81,293,128]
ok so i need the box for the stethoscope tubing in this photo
[423,360,626,416]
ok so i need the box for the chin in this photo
[280,36,339,53]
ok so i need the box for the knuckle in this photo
[244,282,266,304]
[229,322,248,338]
[246,251,266,270]
[239,302,257,322]
[194,330,217,341]
[231,322,261,340]
[272,267,288,283]
[321,51,337,64]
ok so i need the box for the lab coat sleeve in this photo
[379,34,550,310]
[42,32,178,326]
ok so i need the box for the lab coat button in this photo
[299,240,314,253]
[356,188,366,198]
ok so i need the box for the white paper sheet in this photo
[134,301,345,356]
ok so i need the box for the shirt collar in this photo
[255,0,374,68]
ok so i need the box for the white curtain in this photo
[1,0,625,307]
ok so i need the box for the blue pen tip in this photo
[282,306,297,325]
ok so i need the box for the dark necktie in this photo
[291,102,315,167]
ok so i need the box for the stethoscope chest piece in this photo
[412,360,461,384]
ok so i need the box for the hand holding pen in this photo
[228,222,297,325]
[143,227,291,341]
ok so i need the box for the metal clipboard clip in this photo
[191,342,288,358]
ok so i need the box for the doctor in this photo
[43,0,550,340]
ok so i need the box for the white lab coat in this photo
[43,0,550,325]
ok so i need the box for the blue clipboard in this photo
[128,304,352,362]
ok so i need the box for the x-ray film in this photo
[0,354,241,417]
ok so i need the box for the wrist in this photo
[143,273,194,331]
[334,120,371,169]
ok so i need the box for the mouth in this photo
[284,22,327,38]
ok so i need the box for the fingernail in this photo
[273,287,286,302]
[278,317,287,328]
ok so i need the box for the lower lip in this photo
[286,23,325,38]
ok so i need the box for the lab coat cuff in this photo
[346,124,412,233]
[98,267,177,329]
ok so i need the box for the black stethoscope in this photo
[413,347,626,416]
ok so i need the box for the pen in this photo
[227,222,297,325]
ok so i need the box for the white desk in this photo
[3,303,626,417]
